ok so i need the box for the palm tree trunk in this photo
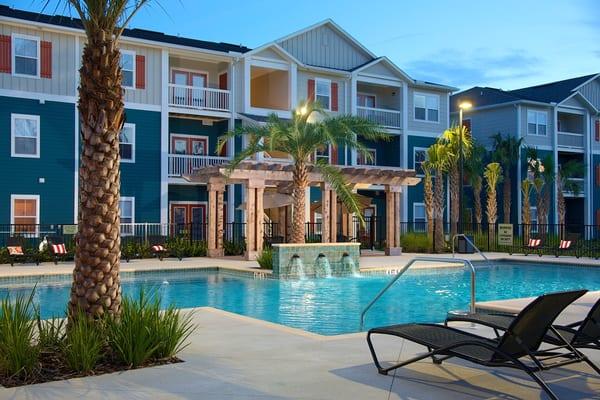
[522,190,531,242]
[449,167,459,239]
[70,30,123,318]
[487,188,497,244]
[473,181,482,234]
[433,172,445,253]
[503,174,511,223]
[291,161,308,244]
[557,174,565,237]
[424,173,434,243]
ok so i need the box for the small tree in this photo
[422,160,434,244]
[440,126,472,238]
[521,179,533,241]
[218,101,389,244]
[427,144,450,252]
[484,162,503,243]
[491,133,523,223]
[465,141,486,232]
[557,160,585,230]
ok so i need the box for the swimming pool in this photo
[1,261,599,335]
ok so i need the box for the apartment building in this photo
[0,5,455,233]
[451,74,600,226]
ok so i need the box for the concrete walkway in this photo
[1,306,599,399]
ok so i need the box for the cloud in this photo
[403,48,542,90]
[595,50,600,59]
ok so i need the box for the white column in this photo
[585,112,592,225]
[73,35,80,223]
[402,82,409,222]
[160,49,169,224]
[516,104,522,224]
[553,106,559,225]
[350,74,358,165]
[290,62,297,110]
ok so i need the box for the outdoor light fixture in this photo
[458,101,473,110]
[299,106,308,115]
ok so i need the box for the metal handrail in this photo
[359,256,477,331]
[452,234,494,269]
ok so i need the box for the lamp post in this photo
[458,101,472,234]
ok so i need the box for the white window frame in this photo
[357,92,377,108]
[10,194,40,236]
[413,92,440,123]
[413,147,428,177]
[12,34,40,79]
[120,123,136,163]
[120,196,135,236]
[413,202,427,232]
[315,78,331,111]
[11,113,40,158]
[120,50,136,90]
[357,148,377,166]
[314,144,331,163]
[527,110,548,136]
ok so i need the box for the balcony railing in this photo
[563,177,585,197]
[357,106,402,128]
[168,84,230,112]
[557,131,584,148]
[168,154,231,177]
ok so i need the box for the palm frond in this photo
[315,160,365,225]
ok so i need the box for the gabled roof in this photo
[451,73,599,112]
[275,19,376,60]
[0,5,250,54]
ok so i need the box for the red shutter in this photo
[219,72,228,90]
[331,82,338,112]
[596,165,600,187]
[135,55,145,89]
[0,35,11,74]
[219,141,227,157]
[595,120,600,141]
[307,79,315,102]
[40,41,52,78]
[331,146,338,165]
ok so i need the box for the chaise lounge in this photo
[366,290,600,400]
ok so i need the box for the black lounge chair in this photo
[367,290,600,400]
[6,236,28,266]
[446,296,600,351]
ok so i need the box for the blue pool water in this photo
[1,261,600,335]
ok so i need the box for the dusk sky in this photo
[10,0,599,91]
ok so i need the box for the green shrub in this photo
[151,306,195,359]
[36,313,65,351]
[63,312,104,374]
[224,240,245,256]
[256,248,273,269]
[400,232,431,253]
[0,292,39,379]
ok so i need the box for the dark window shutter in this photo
[307,79,315,102]
[596,165,600,187]
[40,41,52,78]
[135,55,145,89]
[595,120,600,141]
[0,35,11,73]
[331,82,338,111]
[219,141,227,157]
[597,209,600,227]
[219,73,228,90]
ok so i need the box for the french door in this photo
[171,69,208,107]
[170,203,207,240]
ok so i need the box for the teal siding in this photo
[594,155,600,225]
[121,109,161,223]
[169,185,208,203]
[169,117,228,155]
[359,135,400,167]
[0,96,75,224]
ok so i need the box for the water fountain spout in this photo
[315,253,332,278]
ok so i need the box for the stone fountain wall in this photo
[271,243,361,278]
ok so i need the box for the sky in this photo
[8,0,599,91]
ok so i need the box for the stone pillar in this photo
[244,179,265,260]
[285,205,292,242]
[321,184,339,243]
[330,191,338,243]
[385,185,402,256]
[207,181,225,257]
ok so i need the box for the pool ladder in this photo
[359,256,477,331]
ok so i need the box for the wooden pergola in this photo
[184,161,420,260]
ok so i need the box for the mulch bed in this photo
[0,351,183,388]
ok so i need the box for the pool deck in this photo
[1,254,600,399]
[1,251,598,279]
[1,304,599,399]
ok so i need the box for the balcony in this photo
[563,178,585,197]
[168,84,230,113]
[357,106,402,129]
[168,154,231,178]
[557,132,584,149]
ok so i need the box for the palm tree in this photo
[521,179,533,241]
[465,141,486,230]
[218,100,390,244]
[427,143,450,252]
[526,148,554,227]
[65,0,150,318]
[439,125,471,239]
[557,160,585,228]
[422,160,434,243]
[484,162,503,243]
[491,133,523,223]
